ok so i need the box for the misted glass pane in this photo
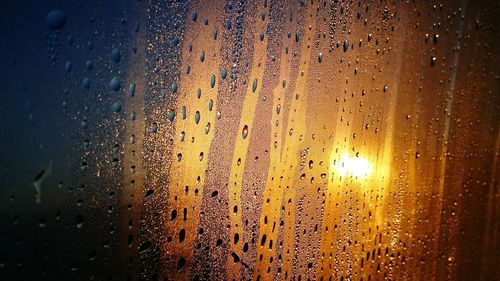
[0,0,498,280]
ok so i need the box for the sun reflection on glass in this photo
[331,153,372,179]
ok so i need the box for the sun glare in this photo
[332,153,372,179]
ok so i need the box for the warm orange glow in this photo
[331,153,372,179]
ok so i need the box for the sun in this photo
[332,153,372,179]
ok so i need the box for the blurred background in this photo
[0,0,498,280]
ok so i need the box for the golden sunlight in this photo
[332,153,372,179]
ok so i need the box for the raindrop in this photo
[208,99,213,111]
[129,82,136,97]
[210,74,216,88]
[65,61,72,73]
[179,229,186,243]
[111,77,121,92]
[177,257,186,271]
[76,214,84,229]
[81,77,91,90]
[145,189,154,200]
[242,125,248,139]
[172,36,180,46]
[45,10,67,30]
[182,106,187,119]
[38,218,47,228]
[111,102,122,113]
[151,122,158,133]
[168,109,175,122]
[195,111,200,124]
[139,241,151,254]
[111,48,121,63]
[85,60,93,71]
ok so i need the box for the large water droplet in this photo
[111,48,121,63]
[46,10,67,31]
[111,77,121,92]
[195,111,200,124]
[242,125,248,139]
[168,109,175,122]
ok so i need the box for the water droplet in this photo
[242,125,248,139]
[431,56,436,67]
[65,61,72,73]
[182,106,187,119]
[195,111,200,124]
[177,257,186,271]
[210,74,216,88]
[76,214,84,229]
[38,218,47,228]
[46,10,67,31]
[111,77,121,92]
[81,77,91,90]
[111,48,121,63]
[80,119,88,129]
[145,189,154,200]
[129,82,136,97]
[112,102,122,113]
[139,241,151,254]
[168,109,175,122]
[172,36,180,46]
[85,60,93,71]
[252,79,258,93]
[208,99,213,111]
[151,122,158,133]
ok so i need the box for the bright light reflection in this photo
[332,153,372,179]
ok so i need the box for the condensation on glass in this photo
[0,0,498,280]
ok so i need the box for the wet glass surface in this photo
[0,0,499,280]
